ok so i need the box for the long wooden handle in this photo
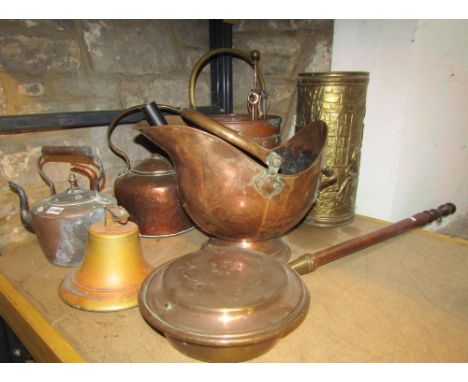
[289,203,457,275]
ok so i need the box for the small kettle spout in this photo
[8,181,35,233]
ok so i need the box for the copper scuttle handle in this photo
[289,203,457,275]
[179,108,279,167]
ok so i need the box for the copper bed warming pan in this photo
[139,203,456,362]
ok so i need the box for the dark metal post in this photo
[209,20,233,114]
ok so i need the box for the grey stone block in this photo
[172,20,209,49]
[82,20,179,75]
[0,80,6,114]
[46,73,119,100]
[15,99,88,114]
[117,75,210,109]
[0,35,81,73]
[17,82,45,96]
[0,20,76,33]
[233,19,333,33]
[234,33,301,56]
[302,38,333,73]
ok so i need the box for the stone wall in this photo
[0,19,211,248]
[0,19,333,250]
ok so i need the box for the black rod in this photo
[0,106,221,135]
[209,20,233,114]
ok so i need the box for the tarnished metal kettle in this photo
[8,146,116,267]
[107,102,194,237]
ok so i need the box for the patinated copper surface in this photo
[113,156,194,237]
[202,237,291,263]
[108,108,194,237]
[138,112,328,261]
[139,202,456,362]
[209,114,281,149]
[139,247,309,362]
[8,146,115,267]
[189,48,280,149]
[59,205,152,312]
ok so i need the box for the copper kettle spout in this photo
[8,181,34,233]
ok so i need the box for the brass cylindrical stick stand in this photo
[296,71,369,227]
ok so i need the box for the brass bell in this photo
[59,205,152,312]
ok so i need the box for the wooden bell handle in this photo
[289,203,457,275]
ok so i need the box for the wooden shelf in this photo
[0,216,467,362]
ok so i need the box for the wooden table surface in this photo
[0,216,467,362]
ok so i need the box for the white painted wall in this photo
[331,20,468,228]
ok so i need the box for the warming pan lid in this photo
[139,247,310,347]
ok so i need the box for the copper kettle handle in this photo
[70,163,100,191]
[179,108,282,168]
[38,146,105,194]
[188,48,266,109]
[107,103,171,171]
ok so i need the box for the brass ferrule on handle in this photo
[289,203,457,275]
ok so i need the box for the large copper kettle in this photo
[139,107,330,262]
[8,146,115,267]
[189,48,282,149]
[108,103,194,237]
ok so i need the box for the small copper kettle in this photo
[107,102,193,237]
[9,146,116,267]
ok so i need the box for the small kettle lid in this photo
[131,155,174,175]
[48,173,105,206]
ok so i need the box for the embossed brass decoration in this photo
[296,72,369,227]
